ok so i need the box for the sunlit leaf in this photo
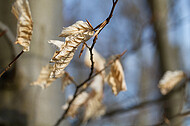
[12,0,33,52]
[31,64,66,89]
[50,21,94,77]
[107,59,127,95]
[59,21,94,38]
[62,92,89,117]
[158,70,186,95]
[83,90,105,122]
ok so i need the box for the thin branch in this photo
[54,1,119,125]
[94,0,118,30]
[0,50,24,78]
[0,21,20,78]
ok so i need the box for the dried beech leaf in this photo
[158,70,186,95]
[12,0,33,52]
[107,60,127,95]
[62,92,89,117]
[83,90,105,122]
[84,48,106,72]
[31,64,65,89]
[59,21,93,37]
[62,75,105,121]
[50,21,94,77]
[83,75,105,122]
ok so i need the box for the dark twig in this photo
[94,0,118,31]
[0,21,22,78]
[0,50,24,78]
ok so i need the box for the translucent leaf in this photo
[83,90,105,122]
[62,92,89,117]
[107,60,127,95]
[62,75,105,121]
[48,40,64,49]
[31,64,65,89]
[59,21,93,37]
[90,75,104,93]
[12,0,33,52]
[158,70,186,95]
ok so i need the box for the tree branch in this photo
[54,1,119,125]
[0,50,24,78]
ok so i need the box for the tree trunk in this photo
[147,0,182,125]
[0,0,67,125]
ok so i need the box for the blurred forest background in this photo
[0,0,190,126]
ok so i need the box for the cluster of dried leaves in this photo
[1,0,189,126]
[31,20,94,88]
[1,0,127,123]
[61,49,127,122]
[31,19,127,121]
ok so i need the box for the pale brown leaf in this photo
[83,90,105,122]
[59,21,93,37]
[62,92,89,117]
[158,70,186,95]
[62,75,105,121]
[12,0,33,52]
[31,64,65,89]
[90,75,104,93]
[107,59,127,95]
[48,40,64,49]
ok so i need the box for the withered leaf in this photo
[62,92,89,117]
[83,90,105,122]
[12,0,33,52]
[48,40,64,49]
[31,64,65,89]
[62,75,105,121]
[59,21,94,38]
[158,70,186,95]
[107,59,127,95]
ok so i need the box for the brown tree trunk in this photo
[147,0,182,125]
[0,0,67,125]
